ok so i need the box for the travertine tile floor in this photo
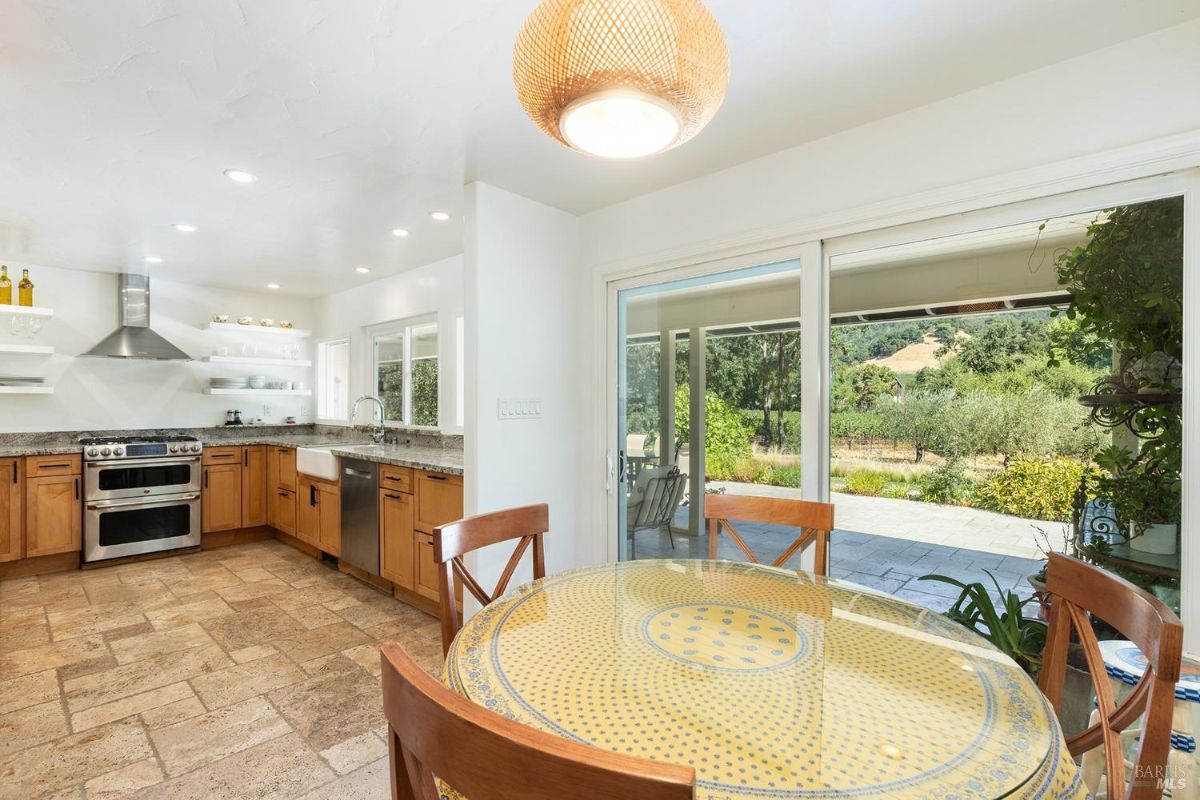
[0,539,444,799]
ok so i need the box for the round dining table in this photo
[442,559,1088,800]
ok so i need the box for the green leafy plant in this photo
[675,386,753,479]
[976,458,1100,523]
[842,469,888,497]
[919,572,1047,673]
[1094,446,1180,537]
[916,459,975,505]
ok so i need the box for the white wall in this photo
[0,263,315,432]
[463,182,581,605]
[311,254,464,432]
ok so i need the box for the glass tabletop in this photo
[445,559,1059,800]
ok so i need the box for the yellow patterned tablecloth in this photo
[442,559,1088,800]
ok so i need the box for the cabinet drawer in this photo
[271,487,297,536]
[414,471,463,534]
[380,466,413,493]
[26,454,81,478]
[202,446,242,465]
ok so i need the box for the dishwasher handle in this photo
[344,467,374,479]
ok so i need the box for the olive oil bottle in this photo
[17,269,33,306]
[0,266,10,305]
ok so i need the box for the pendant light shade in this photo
[513,0,730,159]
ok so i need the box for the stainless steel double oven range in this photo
[81,435,203,563]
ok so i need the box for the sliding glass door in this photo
[615,261,802,562]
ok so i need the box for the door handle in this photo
[243,449,248,466]
[40,462,72,469]
[384,493,402,500]
[309,485,317,506]
[10,461,16,484]
[426,474,446,482]
[74,478,79,500]
[204,469,209,489]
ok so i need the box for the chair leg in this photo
[664,524,676,550]
[1080,708,1105,795]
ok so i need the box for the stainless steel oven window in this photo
[85,457,201,501]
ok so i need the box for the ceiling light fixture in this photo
[266,283,280,290]
[355,266,371,274]
[173,223,197,233]
[513,0,729,159]
[144,256,163,264]
[430,211,450,222]
[391,228,409,237]
[223,169,256,184]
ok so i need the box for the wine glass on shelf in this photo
[10,316,25,337]
[27,318,42,339]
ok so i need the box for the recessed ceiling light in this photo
[266,283,280,290]
[144,256,163,264]
[355,266,371,274]
[430,211,450,222]
[223,169,256,184]
[173,223,197,233]
[391,228,409,238]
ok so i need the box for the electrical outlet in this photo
[497,398,544,420]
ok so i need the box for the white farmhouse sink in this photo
[296,446,346,481]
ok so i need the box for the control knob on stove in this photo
[87,447,99,457]
[113,447,124,456]
[169,445,179,453]
[190,443,201,452]
[100,447,111,456]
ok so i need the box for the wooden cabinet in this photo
[241,446,267,527]
[202,446,241,465]
[414,471,464,534]
[380,465,413,494]
[0,458,22,562]
[269,487,297,536]
[415,531,439,601]
[26,454,81,478]
[202,463,242,533]
[379,489,415,590]
[297,476,340,555]
[269,447,297,492]
[26,471,81,557]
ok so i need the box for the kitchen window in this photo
[316,338,351,423]
[372,318,439,427]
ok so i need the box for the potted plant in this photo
[1094,445,1180,555]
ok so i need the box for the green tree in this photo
[675,386,753,477]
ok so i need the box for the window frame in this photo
[367,315,440,430]
[315,337,352,426]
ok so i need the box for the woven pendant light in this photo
[513,0,730,159]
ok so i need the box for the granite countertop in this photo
[0,429,464,475]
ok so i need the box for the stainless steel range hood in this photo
[82,273,191,360]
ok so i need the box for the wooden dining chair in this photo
[433,503,549,655]
[1037,552,1183,800]
[704,494,834,575]
[381,642,695,800]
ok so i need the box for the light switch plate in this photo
[497,398,544,419]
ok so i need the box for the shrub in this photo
[676,387,753,479]
[976,457,1100,522]
[842,469,889,497]
[917,460,976,505]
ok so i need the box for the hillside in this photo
[863,334,947,374]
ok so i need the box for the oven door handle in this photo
[87,456,201,470]
[87,493,201,510]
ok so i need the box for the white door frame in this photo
[601,168,1200,655]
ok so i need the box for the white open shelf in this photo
[207,322,310,338]
[0,386,53,394]
[0,343,54,355]
[205,388,312,396]
[202,356,312,368]
[0,305,53,318]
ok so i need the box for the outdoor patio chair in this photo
[626,466,687,558]
[1038,552,1183,800]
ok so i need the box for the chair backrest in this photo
[629,468,687,530]
[1037,553,1183,800]
[381,643,695,800]
[704,494,834,576]
[433,503,549,654]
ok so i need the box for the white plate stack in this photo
[0,376,46,387]
[209,377,249,390]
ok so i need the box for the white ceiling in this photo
[0,0,1196,294]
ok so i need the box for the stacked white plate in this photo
[0,376,45,386]
[209,377,249,390]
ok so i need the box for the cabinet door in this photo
[272,447,297,492]
[202,464,242,533]
[26,475,81,557]
[414,531,439,601]
[297,477,319,545]
[316,482,340,557]
[414,472,464,534]
[380,490,415,590]
[0,458,22,562]
[241,446,267,527]
[270,488,297,536]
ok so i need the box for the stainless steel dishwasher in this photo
[340,458,380,575]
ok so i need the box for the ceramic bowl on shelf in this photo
[279,320,293,329]
[259,318,274,328]
[248,375,269,390]
[237,316,254,326]
[212,314,230,323]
